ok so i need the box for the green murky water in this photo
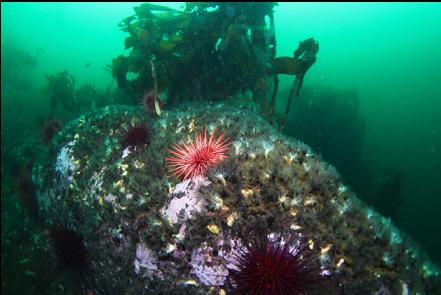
[2,2,440,294]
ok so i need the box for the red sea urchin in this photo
[121,125,150,150]
[166,128,230,180]
[227,234,322,295]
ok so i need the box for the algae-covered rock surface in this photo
[33,101,440,294]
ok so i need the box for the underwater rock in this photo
[33,102,440,294]
[160,176,210,225]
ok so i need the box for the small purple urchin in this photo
[227,233,322,295]
[141,89,163,113]
[50,228,89,270]
[121,125,150,150]
[40,119,62,144]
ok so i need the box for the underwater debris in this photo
[166,128,230,180]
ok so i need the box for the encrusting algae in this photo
[33,100,440,294]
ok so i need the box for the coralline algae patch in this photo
[33,103,440,294]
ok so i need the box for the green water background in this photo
[2,0,440,273]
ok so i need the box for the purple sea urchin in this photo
[121,125,150,150]
[40,119,61,144]
[227,233,321,295]
[50,228,89,270]
[141,89,163,114]
[141,89,156,113]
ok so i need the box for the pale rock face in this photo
[160,176,211,224]
[187,234,248,286]
[190,243,229,286]
[134,242,160,277]
[217,236,244,272]
[171,224,187,259]
[121,147,132,159]
[55,140,77,182]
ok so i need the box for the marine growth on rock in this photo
[33,102,441,294]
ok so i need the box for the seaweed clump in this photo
[111,2,277,105]
[43,70,76,113]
